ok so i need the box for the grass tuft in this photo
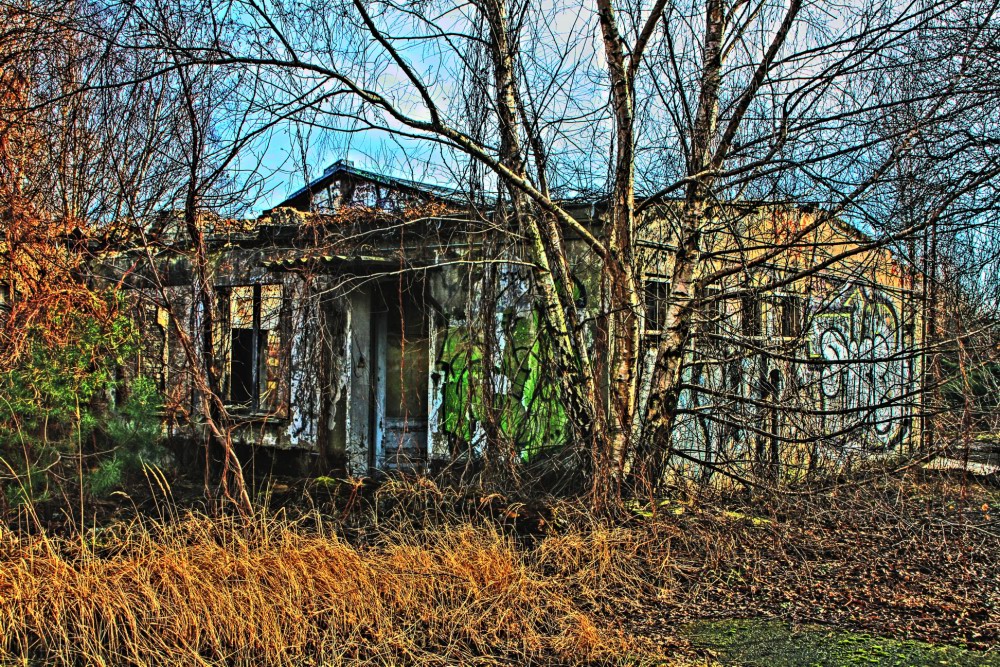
[0,511,654,666]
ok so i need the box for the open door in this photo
[371,293,429,471]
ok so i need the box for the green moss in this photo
[686,619,1000,666]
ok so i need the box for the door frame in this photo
[369,307,387,470]
[367,288,432,472]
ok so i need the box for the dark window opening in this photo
[221,284,284,413]
[230,328,271,406]
[702,287,731,338]
[779,296,805,338]
[644,279,670,334]
[741,292,762,338]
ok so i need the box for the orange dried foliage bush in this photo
[0,6,108,367]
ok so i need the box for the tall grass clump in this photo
[0,510,652,666]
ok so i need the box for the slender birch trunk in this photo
[641,0,725,488]
[482,0,608,491]
[596,0,643,491]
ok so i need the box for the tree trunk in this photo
[639,0,725,491]
[595,0,643,494]
[483,0,609,498]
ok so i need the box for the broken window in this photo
[128,301,170,399]
[644,279,670,334]
[221,284,285,413]
[152,306,170,393]
[702,286,733,339]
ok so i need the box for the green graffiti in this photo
[438,327,481,446]
[437,311,568,461]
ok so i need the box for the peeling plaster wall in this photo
[320,285,351,468]
[346,286,373,475]
[287,277,320,449]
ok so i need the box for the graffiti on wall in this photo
[431,263,578,462]
[810,285,913,449]
[432,273,915,469]
[436,311,569,461]
[675,282,916,467]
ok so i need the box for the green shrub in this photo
[88,375,170,497]
[87,456,125,498]
[0,291,168,505]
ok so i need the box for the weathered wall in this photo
[123,204,923,479]
[345,286,372,474]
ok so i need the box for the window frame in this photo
[740,290,763,339]
[774,293,807,340]
[643,278,671,336]
[216,283,287,416]
[701,285,735,342]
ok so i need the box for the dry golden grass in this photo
[0,511,672,666]
[5,471,989,666]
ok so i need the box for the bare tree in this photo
[1,0,296,511]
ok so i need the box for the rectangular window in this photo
[131,302,169,398]
[154,306,170,393]
[644,279,670,334]
[779,295,805,339]
[740,292,762,338]
[702,286,731,338]
[223,284,284,413]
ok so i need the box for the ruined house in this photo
[117,160,924,477]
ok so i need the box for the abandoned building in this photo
[116,160,924,477]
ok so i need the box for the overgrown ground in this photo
[687,619,1000,666]
[0,469,997,665]
[641,471,1000,652]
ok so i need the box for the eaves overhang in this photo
[262,253,439,273]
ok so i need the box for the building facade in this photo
[117,161,923,478]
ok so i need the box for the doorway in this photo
[370,291,429,471]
